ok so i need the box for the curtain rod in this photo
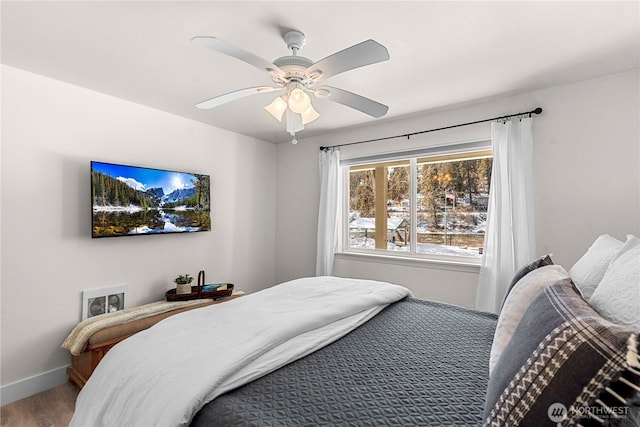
[319,107,543,151]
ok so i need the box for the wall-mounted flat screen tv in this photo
[91,161,211,238]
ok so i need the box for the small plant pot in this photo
[176,284,192,295]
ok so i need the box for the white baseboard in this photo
[1,365,69,406]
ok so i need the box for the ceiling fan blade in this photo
[192,36,284,78]
[305,40,389,83]
[315,86,389,118]
[196,86,279,109]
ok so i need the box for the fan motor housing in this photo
[273,55,314,83]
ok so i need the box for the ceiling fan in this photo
[192,30,390,143]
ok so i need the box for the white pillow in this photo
[489,264,570,375]
[569,234,624,299]
[589,235,640,330]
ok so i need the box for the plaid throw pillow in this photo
[484,278,640,427]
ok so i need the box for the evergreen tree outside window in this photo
[345,147,492,260]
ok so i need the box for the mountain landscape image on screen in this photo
[91,161,211,237]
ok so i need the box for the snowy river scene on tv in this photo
[91,162,210,238]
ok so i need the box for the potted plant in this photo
[174,274,194,295]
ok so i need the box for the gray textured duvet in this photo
[191,297,498,426]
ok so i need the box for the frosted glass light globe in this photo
[287,88,311,114]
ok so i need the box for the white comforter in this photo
[70,276,410,426]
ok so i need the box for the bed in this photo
[69,235,640,426]
[192,297,497,426]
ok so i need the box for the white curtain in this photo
[476,117,536,313]
[316,148,341,276]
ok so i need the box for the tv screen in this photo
[91,161,211,238]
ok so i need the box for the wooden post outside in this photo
[374,164,387,250]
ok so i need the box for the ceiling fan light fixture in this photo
[264,96,288,121]
[301,104,319,125]
[192,31,390,141]
[287,87,311,114]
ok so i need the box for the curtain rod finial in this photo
[533,107,543,115]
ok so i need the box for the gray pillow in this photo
[500,254,553,309]
[489,265,569,375]
[484,278,640,426]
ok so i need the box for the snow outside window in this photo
[343,146,492,262]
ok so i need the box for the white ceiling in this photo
[2,1,639,143]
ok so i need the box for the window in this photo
[343,142,492,261]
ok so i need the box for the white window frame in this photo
[338,139,492,265]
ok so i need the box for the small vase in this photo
[176,284,192,294]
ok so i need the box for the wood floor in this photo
[0,383,79,427]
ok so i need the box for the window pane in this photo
[349,163,411,251]
[349,168,376,249]
[417,157,492,257]
[386,164,410,252]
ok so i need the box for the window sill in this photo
[334,251,482,273]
